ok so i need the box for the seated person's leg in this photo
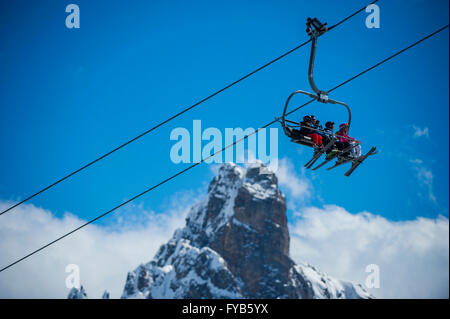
[355,144,362,157]
[343,142,351,157]
[307,133,319,145]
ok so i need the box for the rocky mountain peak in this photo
[120,162,371,299]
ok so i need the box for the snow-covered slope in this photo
[120,162,372,299]
[293,263,371,299]
[67,286,88,299]
[123,241,242,299]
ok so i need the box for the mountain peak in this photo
[120,163,372,299]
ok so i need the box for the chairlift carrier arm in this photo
[281,17,352,136]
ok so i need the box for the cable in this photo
[329,24,449,93]
[328,0,378,31]
[1,0,379,216]
[1,23,447,274]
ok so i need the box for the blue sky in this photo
[0,0,448,226]
[0,0,448,299]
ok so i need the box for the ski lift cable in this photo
[0,0,379,217]
[1,23,447,274]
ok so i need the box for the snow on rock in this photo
[121,239,242,299]
[67,285,88,299]
[120,162,372,299]
[292,263,372,299]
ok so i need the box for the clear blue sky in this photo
[0,0,448,227]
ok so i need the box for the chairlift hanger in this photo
[281,17,352,145]
[278,17,377,176]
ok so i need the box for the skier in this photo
[336,123,361,158]
[310,115,323,131]
[322,121,339,160]
[322,121,335,145]
[300,116,323,147]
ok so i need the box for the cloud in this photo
[409,158,423,165]
[409,158,437,203]
[0,195,194,299]
[412,125,429,138]
[1,161,447,299]
[276,158,312,205]
[289,205,449,298]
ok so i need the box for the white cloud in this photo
[409,158,437,203]
[409,158,423,165]
[276,158,312,204]
[289,205,449,298]
[0,196,192,299]
[1,160,447,300]
[208,163,221,177]
[412,125,430,138]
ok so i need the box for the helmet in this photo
[325,121,334,129]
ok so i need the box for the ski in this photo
[304,138,336,169]
[312,157,334,171]
[344,146,377,177]
[313,142,358,171]
[304,144,325,167]
[326,158,353,170]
